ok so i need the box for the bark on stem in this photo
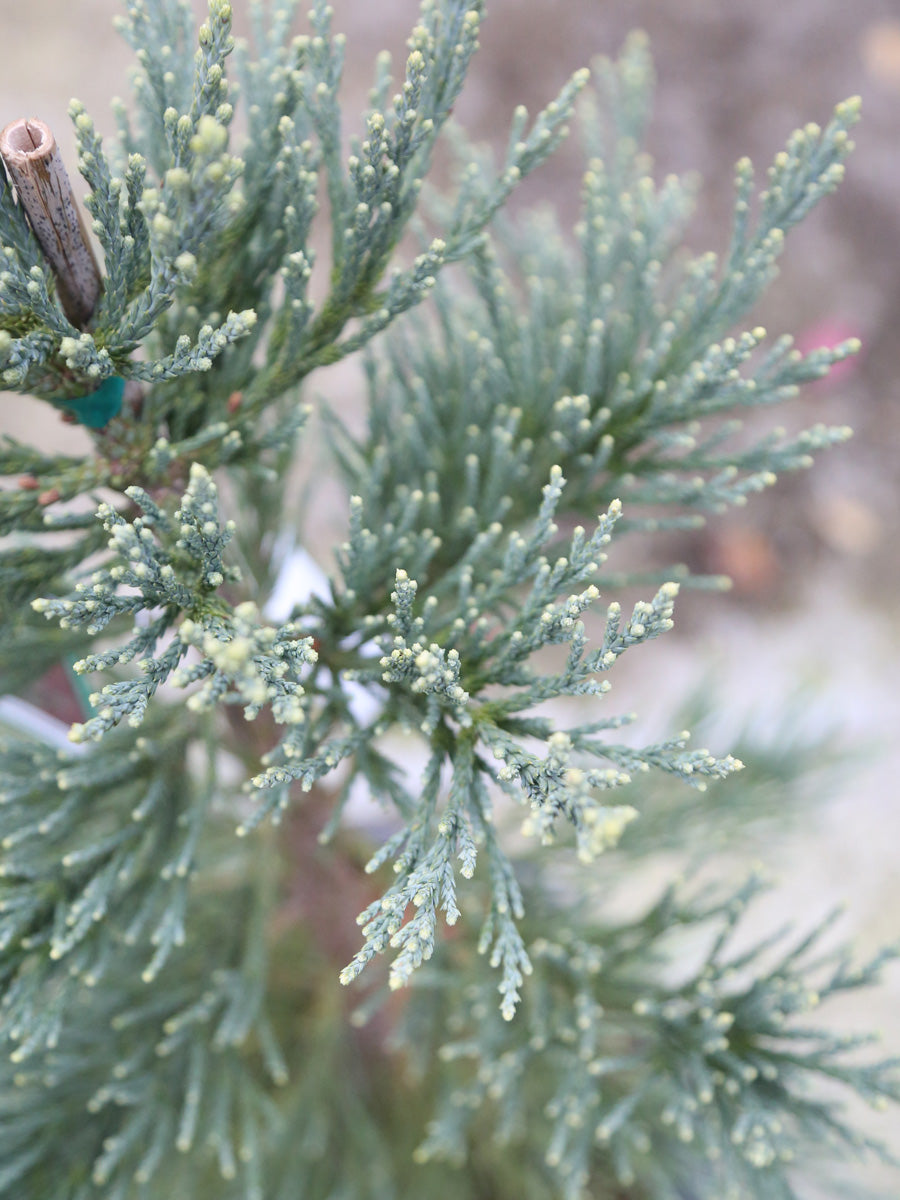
[0,117,101,328]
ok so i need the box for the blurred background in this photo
[2,1,900,1189]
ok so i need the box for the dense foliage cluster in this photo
[0,3,895,1198]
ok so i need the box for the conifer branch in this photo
[0,5,895,1199]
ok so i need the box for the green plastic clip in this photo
[54,375,125,429]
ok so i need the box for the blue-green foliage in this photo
[338,38,859,578]
[33,464,316,743]
[0,3,895,1200]
[410,873,900,1200]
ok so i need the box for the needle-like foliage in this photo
[0,4,895,1199]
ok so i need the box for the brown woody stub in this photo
[0,117,101,328]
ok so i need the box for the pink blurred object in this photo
[794,320,862,388]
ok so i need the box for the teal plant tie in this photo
[63,655,94,722]
[53,375,125,429]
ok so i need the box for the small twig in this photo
[0,117,101,328]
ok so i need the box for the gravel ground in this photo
[2,2,899,1193]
